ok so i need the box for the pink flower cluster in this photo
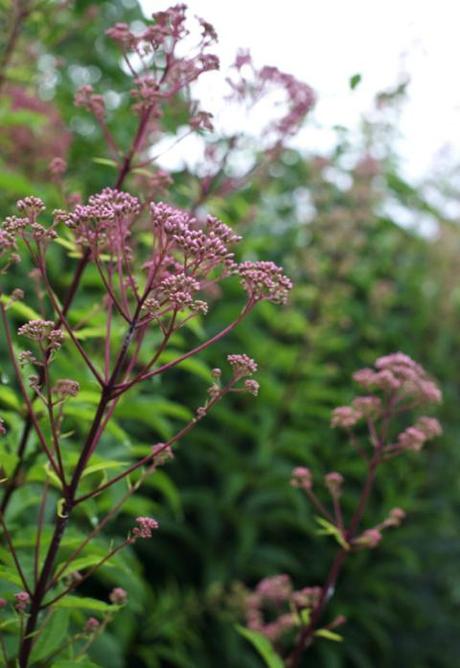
[353,352,442,404]
[109,587,128,605]
[239,261,293,304]
[103,5,219,118]
[18,320,64,350]
[52,190,291,321]
[132,516,159,539]
[245,575,321,641]
[54,187,140,252]
[227,354,258,378]
[228,50,315,143]
[290,466,313,490]
[396,416,442,452]
[332,354,442,438]
[74,84,106,120]
[14,592,30,612]
[353,507,407,550]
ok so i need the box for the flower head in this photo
[84,617,100,633]
[14,592,30,612]
[353,528,382,549]
[290,466,313,490]
[109,587,128,605]
[132,516,159,539]
[227,354,257,378]
[324,471,344,497]
[239,261,293,304]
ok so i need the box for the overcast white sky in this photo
[139,0,460,182]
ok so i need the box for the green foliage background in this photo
[1,1,460,667]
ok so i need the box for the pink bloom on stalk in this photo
[18,319,51,337]
[17,196,45,214]
[0,598,7,608]
[227,354,257,377]
[397,416,441,452]
[239,261,293,304]
[385,507,406,527]
[261,613,296,641]
[133,516,159,539]
[109,587,128,605]
[0,418,6,435]
[397,426,426,452]
[84,617,100,633]
[292,586,322,609]
[105,22,137,47]
[331,405,361,429]
[324,471,344,497]
[416,416,442,438]
[244,379,260,396]
[352,395,381,418]
[49,157,67,177]
[189,110,214,131]
[53,379,80,398]
[151,442,174,464]
[234,49,252,69]
[353,528,382,549]
[14,592,30,612]
[353,352,442,405]
[290,466,313,490]
[256,574,292,603]
[74,85,105,120]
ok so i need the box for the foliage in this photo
[0,2,459,668]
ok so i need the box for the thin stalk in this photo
[287,450,381,667]
[0,511,30,594]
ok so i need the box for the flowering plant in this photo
[240,353,442,666]
[0,4,301,666]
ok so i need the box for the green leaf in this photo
[314,628,344,642]
[235,625,284,668]
[0,566,22,587]
[54,596,115,612]
[0,386,21,411]
[30,610,70,662]
[54,555,114,581]
[51,661,101,668]
[0,449,19,477]
[157,350,212,382]
[349,73,362,89]
[315,517,350,550]
[92,157,118,168]
[82,459,126,479]
[0,295,41,321]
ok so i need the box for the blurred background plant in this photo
[1,1,460,667]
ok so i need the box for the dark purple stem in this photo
[286,452,380,668]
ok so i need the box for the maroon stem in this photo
[1,97,150,511]
[286,453,380,668]
[18,319,135,666]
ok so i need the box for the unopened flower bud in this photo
[384,507,406,528]
[84,617,100,633]
[109,587,128,605]
[151,442,174,464]
[353,528,382,549]
[14,592,30,612]
[324,472,344,497]
[290,466,313,490]
[244,379,260,396]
